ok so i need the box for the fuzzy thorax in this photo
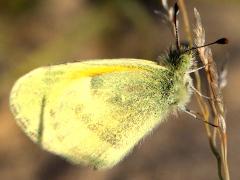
[161,48,193,109]
[162,48,193,74]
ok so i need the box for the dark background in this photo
[0,0,239,179]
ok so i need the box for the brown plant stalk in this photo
[159,1,230,179]
[178,0,230,179]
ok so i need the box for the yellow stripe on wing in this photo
[68,65,143,80]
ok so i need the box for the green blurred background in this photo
[0,0,239,179]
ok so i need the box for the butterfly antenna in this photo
[174,3,180,52]
[185,38,228,53]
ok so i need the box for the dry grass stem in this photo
[193,7,230,180]
[160,1,230,180]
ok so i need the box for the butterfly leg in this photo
[180,107,218,128]
[187,64,207,74]
[190,84,220,102]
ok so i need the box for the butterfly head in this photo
[162,46,193,74]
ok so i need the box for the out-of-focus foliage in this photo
[0,0,41,15]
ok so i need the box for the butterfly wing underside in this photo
[10,59,171,168]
